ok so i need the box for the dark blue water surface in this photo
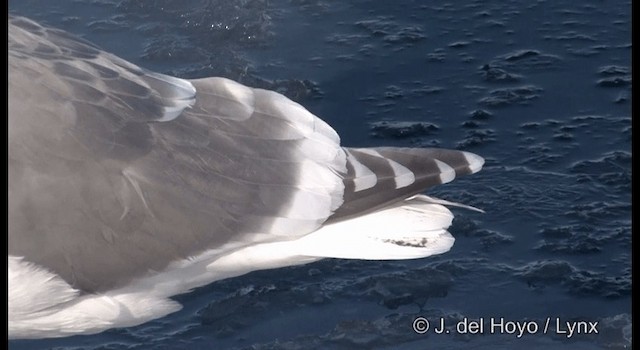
[9,0,631,349]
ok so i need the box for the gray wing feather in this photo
[9,16,345,292]
[8,15,483,295]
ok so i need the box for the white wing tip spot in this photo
[462,151,485,174]
[388,160,415,189]
[434,159,456,184]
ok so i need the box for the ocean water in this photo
[8,0,631,349]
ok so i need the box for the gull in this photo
[8,15,484,339]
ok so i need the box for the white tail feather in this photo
[292,195,456,260]
[416,194,485,213]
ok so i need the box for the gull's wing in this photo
[9,16,482,296]
[9,16,346,293]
